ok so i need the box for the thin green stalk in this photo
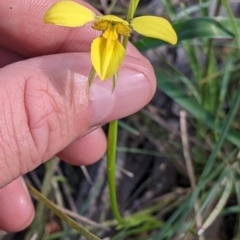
[107,120,125,224]
[127,0,140,20]
[107,0,139,225]
[122,0,139,47]
[26,182,100,240]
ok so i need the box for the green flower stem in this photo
[107,120,125,224]
[106,0,139,225]
[26,182,100,240]
[123,0,140,48]
[128,0,140,20]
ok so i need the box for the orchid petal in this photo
[44,1,95,27]
[131,16,177,45]
[99,15,128,24]
[91,37,125,80]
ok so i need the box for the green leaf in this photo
[155,68,240,148]
[135,17,235,51]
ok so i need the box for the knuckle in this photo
[23,73,68,162]
[0,71,68,186]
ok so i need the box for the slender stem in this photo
[123,0,140,48]
[106,0,140,225]
[127,0,140,20]
[107,120,125,224]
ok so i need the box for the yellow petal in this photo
[92,17,130,37]
[131,16,177,45]
[91,37,125,80]
[44,1,95,27]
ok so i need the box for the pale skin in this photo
[0,0,156,232]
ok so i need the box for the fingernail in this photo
[89,61,155,127]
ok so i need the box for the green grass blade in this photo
[26,182,100,240]
[198,169,228,216]
[25,158,58,240]
[155,68,240,147]
[200,89,240,179]
[198,172,233,235]
[118,120,140,136]
[173,0,215,21]
[221,0,240,50]
[152,199,189,240]
[163,61,201,102]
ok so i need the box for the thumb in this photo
[0,52,156,188]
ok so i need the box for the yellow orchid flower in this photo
[44,0,177,82]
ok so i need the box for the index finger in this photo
[0,0,144,59]
[0,0,98,56]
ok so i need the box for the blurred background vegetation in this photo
[2,0,240,239]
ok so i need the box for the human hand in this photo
[0,0,156,232]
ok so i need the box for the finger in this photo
[0,51,155,188]
[0,0,96,55]
[57,128,107,165]
[0,0,143,59]
[0,177,34,232]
